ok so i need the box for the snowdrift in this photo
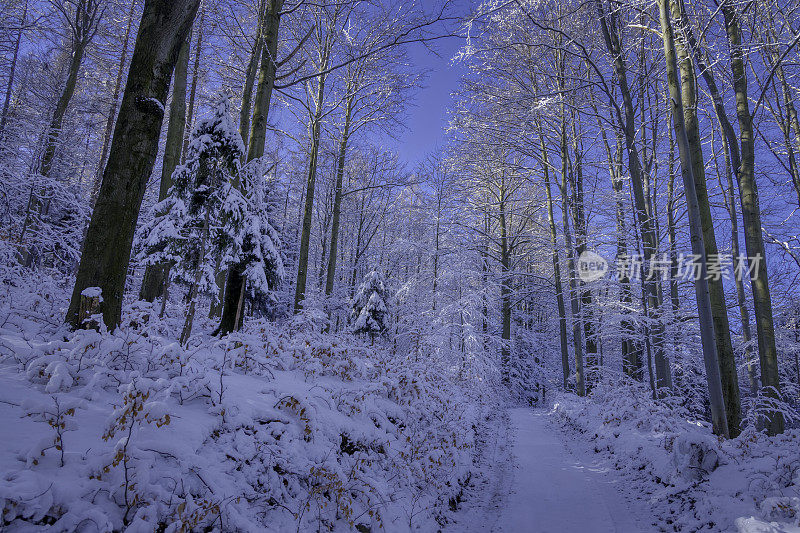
[552,382,800,532]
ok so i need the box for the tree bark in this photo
[569,114,597,391]
[671,0,741,436]
[537,118,570,389]
[499,179,512,384]
[239,0,266,150]
[722,0,784,435]
[181,8,204,160]
[66,0,202,330]
[559,112,585,396]
[139,32,191,303]
[324,93,354,298]
[180,212,209,345]
[40,46,85,178]
[719,129,759,395]
[658,0,729,437]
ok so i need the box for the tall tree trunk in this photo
[325,93,354,298]
[499,183,512,385]
[182,8,204,159]
[294,39,332,313]
[613,137,639,378]
[719,129,759,395]
[66,0,202,330]
[677,0,761,398]
[94,0,137,200]
[597,0,671,392]
[40,41,87,178]
[671,0,741,436]
[537,118,570,389]
[666,125,680,317]
[570,114,597,391]
[722,0,784,435]
[658,0,729,437]
[139,32,191,303]
[217,0,283,335]
[239,0,266,150]
[560,116,585,396]
[0,0,27,135]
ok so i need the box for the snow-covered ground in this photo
[548,385,800,533]
[2,269,799,532]
[495,408,656,532]
[449,408,657,533]
[0,270,488,531]
[449,386,800,533]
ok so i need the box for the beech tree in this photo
[66,0,201,329]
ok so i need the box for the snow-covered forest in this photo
[1,0,799,530]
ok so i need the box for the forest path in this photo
[452,407,657,533]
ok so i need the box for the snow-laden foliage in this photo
[229,157,285,302]
[135,96,244,299]
[551,381,800,532]
[134,96,284,304]
[0,277,485,531]
[350,270,390,337]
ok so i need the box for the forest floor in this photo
[450,407,659,533]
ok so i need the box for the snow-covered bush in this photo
[351,270,390,339]
[0,275,485,531]
[551,380,800,532]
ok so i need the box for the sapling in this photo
[23,394,85,467]
[135,96,284,343]
[350,270,390,344]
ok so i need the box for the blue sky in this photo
[386,36,466,169]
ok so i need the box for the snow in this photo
[80,286,102,300]
[1,267,798,531]
[548,382,800,532]
[0,272,485,530]
[496,408,654,532]
[452,408,656,533]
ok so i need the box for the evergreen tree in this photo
[136,96,243,298]
[135,95,284,341]
[350,270,390,340]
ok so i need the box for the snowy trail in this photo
[453,408,657,533]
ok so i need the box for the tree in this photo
[66,0,201,330]
[351,269,390,341]
[135,96,244,343]
[657,0,729,438]
[40,0,103,178]
[669,0,740,436]
[721,0,784,435]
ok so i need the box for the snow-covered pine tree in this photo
[135,96,244,342]
[220,156,285,322]
[136,94,285,342]
[350,270,390,342]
